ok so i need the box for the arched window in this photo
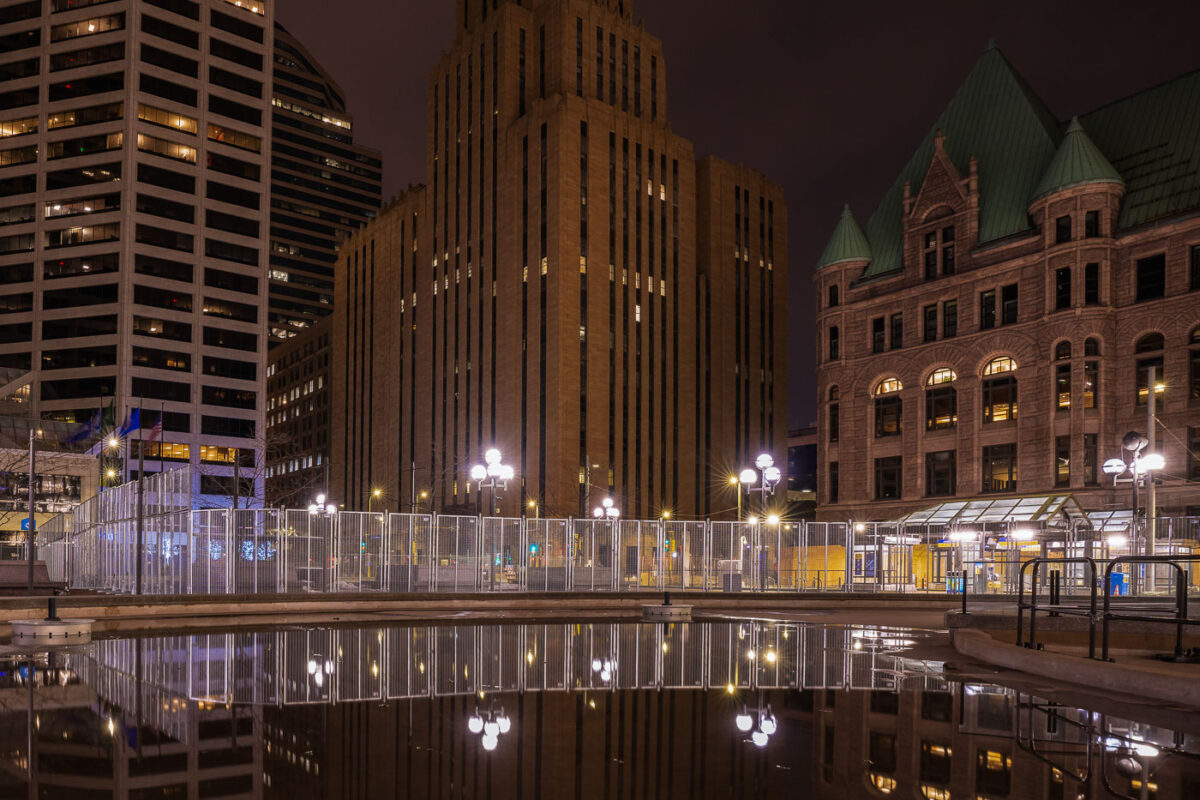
[926,368,957,385]
[983,356,1018,375]
[982,357,1017,422]
[925,369,957,430]
[1054,341,1071,360]
[1135,332,1164,353]
[1135,333,1164,405]
[873,378,902,437]
[828,386,840,443]
[828,325,840,361]
[1085,337,1101,356]
[874,377,903,395]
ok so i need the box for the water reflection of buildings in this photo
[0,645,262,799]
[4,622,1196,798]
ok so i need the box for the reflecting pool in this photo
[2,621,1198,798]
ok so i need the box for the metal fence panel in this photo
[36,468,1200,600]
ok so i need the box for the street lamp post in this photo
[470,448,514,516]
[593,498,620,589]
[736,455,782,591]
[471,449,514,589]
[307,493,337,592]
[740,454,783,519]
[1102,431,1165,594]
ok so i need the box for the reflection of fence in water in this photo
[66,622,948,709]
[36,472,1200,597]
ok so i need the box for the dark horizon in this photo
[279,0,1200,430]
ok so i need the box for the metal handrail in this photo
[1016,557,1098,658]
[1101,555,1197,661]
[1014,695,1094,785]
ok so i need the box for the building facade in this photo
[0,0,274,501]
[331,0,786,519]
[814,44,1200,521]
[267,23,381,344]
[264,314,329,507]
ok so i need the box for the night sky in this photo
[280,0,1200,429]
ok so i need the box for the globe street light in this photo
[471,448,514,515]
[739,454,782,521]
[1106,432,1166,587]
[308,492,336,516]
[592,497,619,519]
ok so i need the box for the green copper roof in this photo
[855,44,1062,281]
[825,44,1200,283]
[816,204,872,269]
[1079,69,1200,230]
[1031,117,1124,199]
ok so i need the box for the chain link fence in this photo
[36,468,1200,598]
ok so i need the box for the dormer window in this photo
[923,225,955,280]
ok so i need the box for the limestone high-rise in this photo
[332,0,786,519]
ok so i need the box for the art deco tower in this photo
[333,0,786,519]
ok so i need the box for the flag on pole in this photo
[116,407,140,438]
[64,410,101,444]
[148,415,163,444]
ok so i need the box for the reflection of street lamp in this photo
[590,656,616,684]
[468,702,511,752]
[1101,733,1159,798]
[733,693,778,748]
[470,448,514,515]
[307,654,334,688]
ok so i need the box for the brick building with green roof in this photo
[814,43,1200,531]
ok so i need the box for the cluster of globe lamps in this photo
[467,703,512,751]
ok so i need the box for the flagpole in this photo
[136,401,144,595]
[27,428,35,594]
[97,392,104,494]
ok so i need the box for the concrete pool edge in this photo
[951,628,1200,708]
[0,591,962,632]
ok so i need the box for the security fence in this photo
[66,621,946,718]
[36,469,1200,597]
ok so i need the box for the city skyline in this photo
[279,0,1200,427]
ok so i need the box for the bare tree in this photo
[191,425,329,510]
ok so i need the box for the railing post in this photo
[1102,559,1116,661]
[1028,560,1042,649]
[960,569,968,615]
[1175,568,1187,659]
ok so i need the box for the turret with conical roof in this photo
[816,205,872,269]
[1031,117,1124,200]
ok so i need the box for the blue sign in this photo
[20,518,33,532]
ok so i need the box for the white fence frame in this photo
[36,469,1200,598]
